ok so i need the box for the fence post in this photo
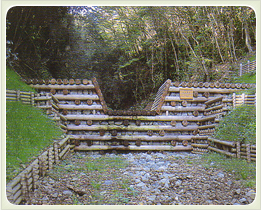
[236,141,241,158]
[242,93,245,105]
[247,60,250,72]
[30,92,34,106]
[16,90,20,101]
[232,93,236,108]
[246,144,251,162]
[239,63,242,77]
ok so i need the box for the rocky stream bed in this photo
[24,151,256,206]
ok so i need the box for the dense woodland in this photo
[6,6,256,109]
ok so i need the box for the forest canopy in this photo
[6,6,256,109]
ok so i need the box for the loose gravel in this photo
[25,151,256,205]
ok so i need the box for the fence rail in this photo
[6,136,73,205]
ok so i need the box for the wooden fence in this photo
[208,137,256,162]
[232,93,256,108]
[6,136,73,205]
[6,90,35,106]
[239,60,256,76]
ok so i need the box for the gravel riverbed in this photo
[25,151,256,205]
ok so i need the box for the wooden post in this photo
[232,93,236,108]
[31,92,34,106]
[48,148,53,170]
[236,141,241,158]
[242,93,245,105]
[239,63,242,76]
[21,171,29,201]
[53,142,59,164]
[247,60,250,72]
[32,164,39,190]
[16,90,20,101]
[246,144,251,162]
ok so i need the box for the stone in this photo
[227,180,233,186]
[51,192,58,198]
[63,190,73,196]
[246,190,256,200]
[42,196,49,201]
[175,180,182,187]
[239,198,247,204]
[137,182,146,187]
[141,173,150,182]
[235,188,241,195]
[217,172,225,178]
[103,180,113,185]
[147,195,156,201]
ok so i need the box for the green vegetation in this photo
[7,6,256,109]
[234,72,256,84]
[85,156,128,173]
[200,152,256,188]
[6,67,63,182]
[214,105,256,144]
[6,66,35,92]
[6,101,63,182]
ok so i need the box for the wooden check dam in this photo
[27,78,255,153]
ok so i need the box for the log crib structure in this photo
[26,78,255,153]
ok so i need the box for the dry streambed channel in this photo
[25,151,255,205]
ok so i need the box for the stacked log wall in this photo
[27,79,254,151]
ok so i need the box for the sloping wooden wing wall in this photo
[27,79,254,152]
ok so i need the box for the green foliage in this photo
[6,66,35,92]
[6,101,63,182]
[85,156,128,173]
[234,72,256,84]
[6,6,256,109]
[214,105,256,144]
[201,152,256,188]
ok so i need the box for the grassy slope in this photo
[6,66,35,92]
[203,71,256,188]
[6,67,63,182]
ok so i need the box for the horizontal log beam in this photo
[30,84,95,90]
[198,124,217,130]
[208,137,235,147]
[165,96,209,102]
[54,94,100,100]
[67,125,198,131]
[58,104,103,110]
[161,106,205,112]
[65,114,204,121]
[70,134,203,141]
[74,145,193,151]
[199,115,216,122]
[191,143,209,148]
[169,87,243,93]
[34,96,52,101]
[205,96,223,105]
[208,146,236,157]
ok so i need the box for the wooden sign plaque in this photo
[180,88,193,100]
